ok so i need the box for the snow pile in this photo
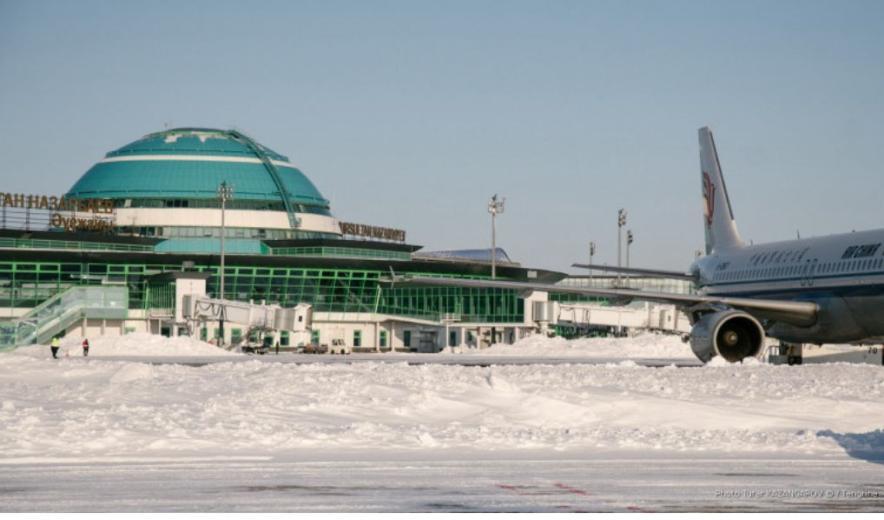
[472,332,694,359]
[17,332,239,358]
[1,338,883,460]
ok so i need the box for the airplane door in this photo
[801,258,818,287]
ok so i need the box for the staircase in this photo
[0,286,129,352]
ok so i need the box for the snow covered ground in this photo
[2,333,883,511]
[38,332,241,358]
[459,332,696,359]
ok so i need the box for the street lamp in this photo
[588,241,596,279]
[217,181,233,345]
[488,194,505,279]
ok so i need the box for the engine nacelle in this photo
[690,310,766,363]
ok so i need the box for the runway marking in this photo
[554,482,591,496]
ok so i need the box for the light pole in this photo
[217,181,233,346]
[617,209,627,284]
[626,230,634,268]
[488,194,505,279]
[588,241,596,279]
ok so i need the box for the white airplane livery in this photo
[391,127,884,364]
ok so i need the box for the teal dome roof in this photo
[66,128,330,209]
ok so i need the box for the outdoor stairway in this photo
[0,286,128,352]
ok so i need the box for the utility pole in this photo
[488,194,505,279]
[217,181,233,346]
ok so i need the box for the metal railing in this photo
[0,237,153,253]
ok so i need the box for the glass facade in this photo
[0,259,524,323]
[270,246,411,261]
[114,198,332,215]
[554,275,696,297]
[115,226,338,241]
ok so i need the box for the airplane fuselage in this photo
[691,228,884,344]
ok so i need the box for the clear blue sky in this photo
[1,0,883,271]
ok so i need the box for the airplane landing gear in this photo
[768,342,803,365]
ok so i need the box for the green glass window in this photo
[353,330,362,348]
[379,330,387,347]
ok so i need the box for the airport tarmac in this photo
[4,451,883,512]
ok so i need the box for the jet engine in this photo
[689,310,765,363]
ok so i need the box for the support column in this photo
[375,322,380,353]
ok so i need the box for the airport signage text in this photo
[1,191,115,233]
[339,221,406,242]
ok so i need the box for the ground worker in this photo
[82,338,90,357]
[50,336,60,359]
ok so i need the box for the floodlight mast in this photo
[488,194,505,279]
[626,230,634,268]
[217,181,233,346]
[617,208,627,285]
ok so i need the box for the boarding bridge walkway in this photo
[556,302,691,334]
[0,286,129,351]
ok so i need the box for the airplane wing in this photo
[385,274,818,327]
[571,263,697,281]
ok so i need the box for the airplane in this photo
[388,127,884,364]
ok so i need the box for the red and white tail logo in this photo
[702,171,715,227]
[699,127,743,252]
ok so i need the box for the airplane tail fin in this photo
[698,127,744,254]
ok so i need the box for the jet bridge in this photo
[182,295,311,339]
[164,271,312,349]
[552,301,692,335]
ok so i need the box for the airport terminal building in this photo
[0,128,565,351]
